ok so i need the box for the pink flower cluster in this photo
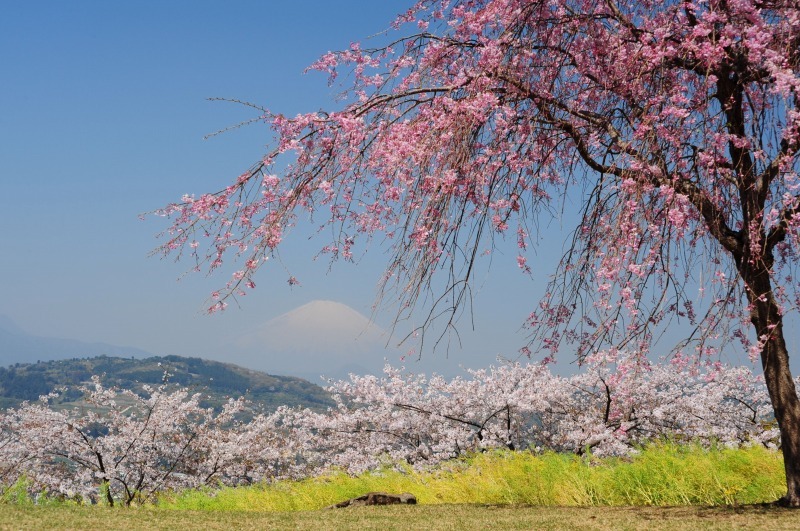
[150,1,800,372]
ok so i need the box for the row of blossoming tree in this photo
[0,353,786,505]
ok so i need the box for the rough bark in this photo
[740,263,800,506]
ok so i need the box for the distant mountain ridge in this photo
[0,315,154,365]
[0,355,333,412]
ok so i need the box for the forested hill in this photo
[0,355,333,412]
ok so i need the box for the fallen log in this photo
[325,491,417,509]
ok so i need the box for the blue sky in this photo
[0,1,550,377]
[4,1,784,381]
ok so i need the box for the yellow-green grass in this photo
[2,504,800,530]
[160,443,786,512]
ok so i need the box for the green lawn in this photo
[2,504,800,530]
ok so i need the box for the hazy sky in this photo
[0,0,558,377]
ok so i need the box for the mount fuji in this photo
[231,300,400,381]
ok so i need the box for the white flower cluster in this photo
[0,354,784,504]
[277,353,780,474]
[0,376,288,506]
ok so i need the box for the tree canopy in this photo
[155,0,800,504]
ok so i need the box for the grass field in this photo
[2,504,800,530]
[2,444,798,529]
[161,443,787,511]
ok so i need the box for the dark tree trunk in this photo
[741,265,800,506]
[758,317,800,506]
